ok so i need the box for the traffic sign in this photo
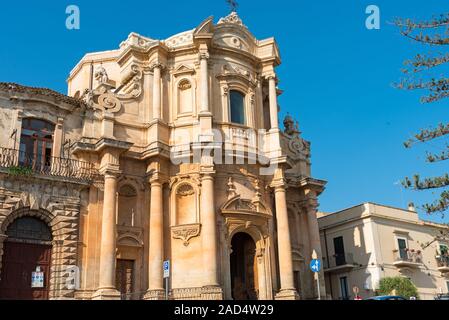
[163,260,170,278]
[309,259,321,273]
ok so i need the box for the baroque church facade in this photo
[0,12,326,300]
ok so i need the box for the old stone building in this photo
[0,12,326,300]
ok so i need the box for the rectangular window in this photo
[397,237,408,260]
[333,236,346,266]
[440,244,448,255]
[230,90,245,125]
[339,276,349,300]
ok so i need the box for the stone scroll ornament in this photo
[81,64,144,113]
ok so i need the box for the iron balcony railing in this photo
[436,254,449,268]
[394,249,423,264]
[0,147,99,183]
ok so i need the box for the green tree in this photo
[394,14,449,217]
[377,277,419,299]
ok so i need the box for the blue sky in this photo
[1,1,448,223]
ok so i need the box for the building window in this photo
[440,244,448,255]
[339,276,349,300]
[19,118,55,168]
[333,236,346,266]
[397,237,408,260]
[6,217,52,242]
[230,90,245,125]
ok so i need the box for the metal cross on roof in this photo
[226,0,238,12]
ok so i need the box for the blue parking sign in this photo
[309,259,321,273]
[163,260,170,278]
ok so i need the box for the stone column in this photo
[152,64,162,120]
[52,118,64,158]
[93,172,120,299]
[144,180,165,299]
[274,183,298,299]
[268,76,279,130]
[199,52,210,114]
[200,172,222,298]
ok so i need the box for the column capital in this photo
[271,181,287,193]
[199,51,210,61]
[149,62,166,72]
[264,74,278,82]
[103,170,122,179]
[147,173,169,186]
[304,196,319,212]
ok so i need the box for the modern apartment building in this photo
[318,203,449,300]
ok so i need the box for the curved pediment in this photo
[212,12,257,56]
[221,195,269,215]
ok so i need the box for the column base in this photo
[91,288,121,300]
[275,289,300,300]
[143,289,166,300]
[200,285,224,300]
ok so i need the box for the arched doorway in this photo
[230,232,258,300]
[0,217,53,300]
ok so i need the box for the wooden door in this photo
[115,259,134,300]
[0,241,52,300]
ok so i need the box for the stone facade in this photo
[0,12,326,300]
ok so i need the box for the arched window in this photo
[6,217,52,242]
[230,90,245,125]
[19,118,55,168]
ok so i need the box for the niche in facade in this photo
[177,79,193,115]
[118,184,138,227]
[175,183,196,225]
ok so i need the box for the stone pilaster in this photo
[144,178,165,300]
[305,193,326,298]
[200,167,223,299]
[272,173,299,300]
[92,170,121,300]
[199,48,210,115]
[151,63,163,120]
[267,75,279,130]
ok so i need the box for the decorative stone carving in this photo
[218,12,246,28]
[171,223,201,246]
[94,66,109,85]
[98,91,121,113]
[252,179,262,203]
[119,64,144,98]
[117,225,143,247]
[178,79,192,90]
[165,31,194,48]
[227,177,237,199]
[218,63,256,86]
[283,114,300,137]
[119,32,156,51]
[176,184,195,196]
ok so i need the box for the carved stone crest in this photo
[171,223,201,246]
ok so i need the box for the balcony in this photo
[436,254,449,273]
[0,147,99,184]
[324,253,357,273]
[393,249,422,269]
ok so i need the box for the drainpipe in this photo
[323,228,333,298]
